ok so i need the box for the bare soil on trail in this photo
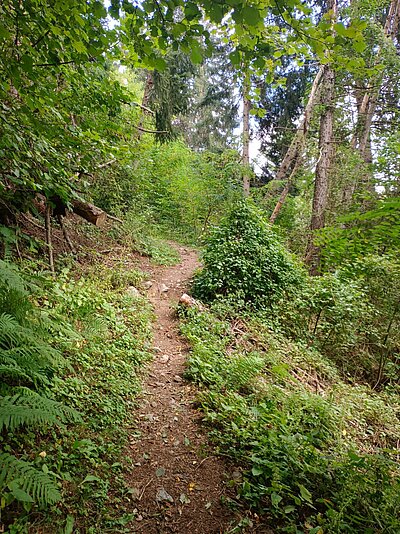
[127,245,239,534]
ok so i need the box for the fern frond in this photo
[0,392,81,432]
[0,453,61,505]
[0,313,65,384]
[0,261,26,294]
[0,363,49,386]
[0,343,64,367]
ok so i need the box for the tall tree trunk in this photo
[305,0,337,274]
[343,0,400,204]
[268,66,324,222]
[242,78,251,196]
[305,64,335,274]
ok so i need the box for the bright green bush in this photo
[273,255,400,385]
[192,201,303,307]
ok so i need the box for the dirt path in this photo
[127,245,236,534]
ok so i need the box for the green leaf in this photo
[229,50,241,66]
[353,39,366,53]
[284,505,296,514]
[251,466,263,476]
[81,474,101,484]
[21,55,34,74]
[242,6,261,26]
[8,481,34,503]
[64,515,75,534]
[271,492,282,507]
[209,4,224,23]
[298,484,313,503]
[72,40,87,54]
[185,2,201,20]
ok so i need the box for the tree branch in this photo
[134,125,168,134]
[34,60,76,68]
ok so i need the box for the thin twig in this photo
[195,455,215,470]
[134,125,169,134]
[57,214,76,255]
[107,214,123,224]
[139,478,153,501]
[97,158,117,169]
[44,204,55,275]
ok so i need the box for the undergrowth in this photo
[1,261,153,533]
[180,306,400,533]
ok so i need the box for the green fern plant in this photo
[0,261,80,509]
[0,390,81,432]
[0,453,61,506]
[0,312,65,390]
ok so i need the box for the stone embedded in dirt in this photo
[153,346,162,353]
[144,280,153,289]
[156,467,166,477]
[179,293,204,310]
[127,286,141,298]
[173,375,182,383]
[231,470,243,481]
[156,487,174,503]
[159,354,170,364]
[128,487,140,500]
[160,283,169,293]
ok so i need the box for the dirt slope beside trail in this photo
[127,245,236,534]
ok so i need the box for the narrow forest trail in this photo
[127,245,237,534]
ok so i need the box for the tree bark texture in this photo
[71,200,107,226]
[242,80,251,196]
[305,64,335,274]
[268,66,324,222]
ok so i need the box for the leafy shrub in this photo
[273,255,400,385]
[192,201,303,307]
[181,307,400,533]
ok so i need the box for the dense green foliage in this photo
[193,202,302,306]
[0,260,153,532]
[92,141,243,243]
[1,0,400,532]
[181,304,400,533]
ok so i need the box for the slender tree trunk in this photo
[268,66,324,221]
[242,78,251,196]
[136,71,154,140]
[305,65,335,274]
[45,204,55,275]
[269,156,303,223]
[57,214,76,255]
[305,0,337,274]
